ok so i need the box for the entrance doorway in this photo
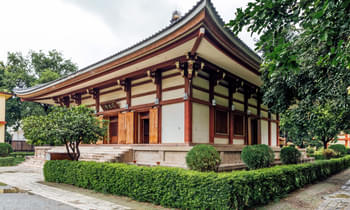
[139,112,150,144]
[109,116,118,144]
[141,119,149,144]
[251,118,258,145]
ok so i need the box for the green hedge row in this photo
[9,152,34,158]
[0,157,15,166]
[44,156,350,209]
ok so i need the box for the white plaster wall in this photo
[162,88,184,101]
[261,120,269,145]
[192,89,209,101]
[192,103,209,143]
[132,77,151,84]
[271,114,277,120]
[233,102,244,111]
[261,111,268,118]
[162,103,184,143]
[131,94,156,106]
[162,75,184,89]
[214,95,228,107]
[248,98,257,106]
[214,137,228,144]
[336,140,346,145]
[248,107,257,115]
[192,77,209,90]
[214,85,228,96]
[271,122,277,146]
[233,92,244,102]
[81,98,95,106]
[233,139,244,145]
[132,83,156,95]
[162,69,178,76]
[100,90,125,102]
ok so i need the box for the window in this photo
[233,114,244,135]
[215,109,228,134]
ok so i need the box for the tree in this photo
[0,50,78,134]
[227,0,350,147]
[22,106,107,161]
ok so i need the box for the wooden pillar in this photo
[276,113,280,146]
[228,87,233,144]
[257,93,261,144]
[244,90,249,145]
[125,79,131,108]
[62,96,70,108]
[156,71,162,144]
[94,89,100,113]
[72,93,82,105]
[184,72,192,144]
[209,74,215,144]
[268,112,271,146]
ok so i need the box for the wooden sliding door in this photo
[149,108,158,144]
[118,112,136,144]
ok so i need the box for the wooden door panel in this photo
[118,113,126,144]
[126,112,135,144]
[149,108,158,144]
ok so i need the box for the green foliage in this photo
[0,143,13,157]
[280,146,301,164]
[9,152,34,158]
[44,156,350,209]
[186,144,221,172]
[323,149,337,159]
[347,148,350,155]
[0,157,15,166]
[23,106,107,160]
[227,0,350,149]
[329,144,347,157]
[0,50,78,130]
[241,144,274,170]
[306,147,315,156]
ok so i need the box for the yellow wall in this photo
[0,93,12,143]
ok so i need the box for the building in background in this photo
[0,91,12,143]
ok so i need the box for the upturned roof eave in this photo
[14,0,261,97]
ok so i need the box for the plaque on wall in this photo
[101,101,119,111]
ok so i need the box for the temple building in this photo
[0,91,12,143]
[15,0,281,168]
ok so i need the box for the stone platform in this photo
[22,144,313,171]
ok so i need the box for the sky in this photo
[0,0,256,69]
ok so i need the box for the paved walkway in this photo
[258,168,350,210]
[0,165,130,210]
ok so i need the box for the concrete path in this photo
[258,168,350,210]
[0,165,130,210]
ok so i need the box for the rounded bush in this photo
[280,146,301,164]
[306,147,315,156]
[346,147,350,155]
[241,144,275,170]
[186,144,221,172]
[323,148,336,159]
[0,143,13,157]
[329,144,347,157]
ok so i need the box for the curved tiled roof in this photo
[15,0,260,95]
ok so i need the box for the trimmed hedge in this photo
[0,143,13,157]
[0,157,15,166]
[9,152,34,158]
[44,156,350,209]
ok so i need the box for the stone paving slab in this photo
[0,165,130,210]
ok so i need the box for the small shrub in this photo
[0,143,13,157]
[241,144,275,170]
[313,150,326,160]
[347,147,350,155]
[280,146,301,164]
[306,147,315,156]
[329,144,347,157]
[0,157,15,166]
[323,148,336,159]
[186,144,221,171]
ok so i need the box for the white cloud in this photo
[0,0,257,69]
